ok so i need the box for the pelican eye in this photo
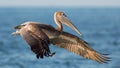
[63,13,67,17]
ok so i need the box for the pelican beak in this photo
[60,14,82,36]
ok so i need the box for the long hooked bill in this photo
[60,14,82,36]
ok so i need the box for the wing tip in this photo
[97,54,111,64]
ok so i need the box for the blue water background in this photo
[0,8,120,68]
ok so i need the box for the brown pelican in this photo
[12,11,110,63]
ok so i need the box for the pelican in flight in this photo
[12,11,110,63]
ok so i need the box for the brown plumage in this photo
[12,11,110,63]
[51,32,110,63]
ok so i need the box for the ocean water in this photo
[0,8,120,68]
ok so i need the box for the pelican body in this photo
[12,12,110,63]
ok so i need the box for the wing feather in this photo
[20,24,51,58]
[51,32,110,63]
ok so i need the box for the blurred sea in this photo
[0,8,120,68]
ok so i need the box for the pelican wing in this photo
[51,32,110,63]
[20,25,51,59]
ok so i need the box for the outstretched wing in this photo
[20,25,51,59]
[51,32,110,63]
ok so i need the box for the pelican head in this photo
[54,11,82,35]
